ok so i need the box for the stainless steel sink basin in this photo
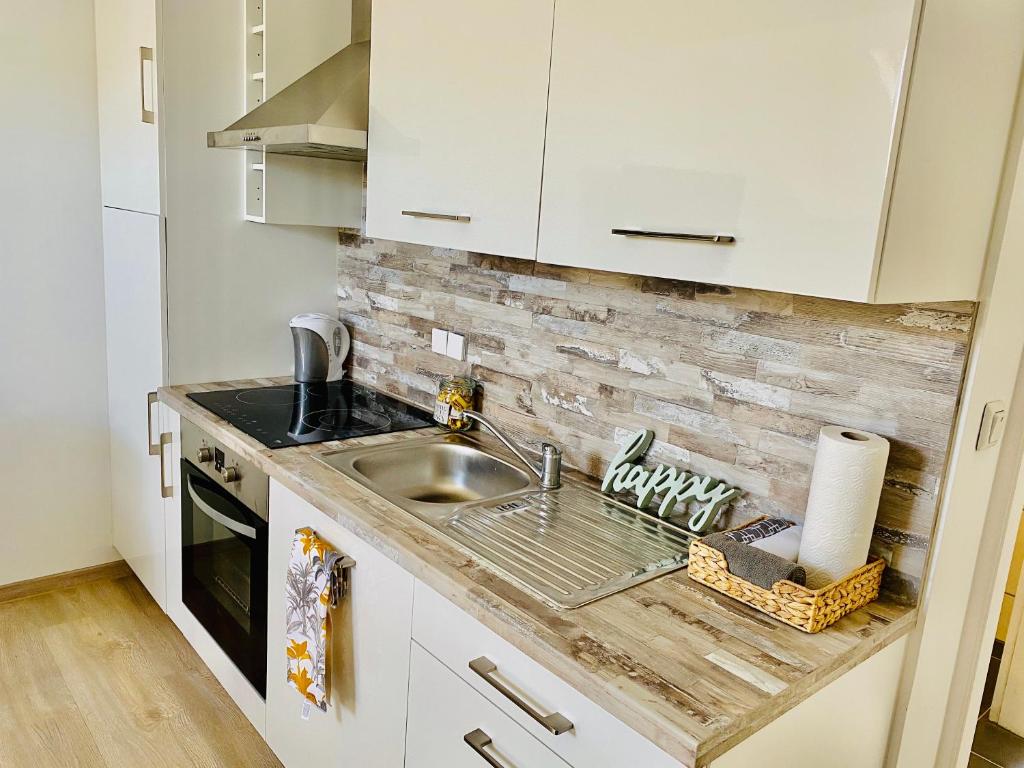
[315,431,696,609]
[316,433,537,521]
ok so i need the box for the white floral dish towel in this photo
[286,527,341,715]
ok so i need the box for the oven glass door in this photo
[180,459,267,697]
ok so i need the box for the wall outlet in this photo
[977,400,1007,450]
[446,332,465,361]
[431,328,449,355]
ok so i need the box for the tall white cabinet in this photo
[102,208,166,606]
[95,0,168,608]
[365,0,554,259]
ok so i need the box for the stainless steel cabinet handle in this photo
[140,46,155,124]
[147,392,160,455]
[159,432,173,499]
[464,729,510,768]
[611,228,735,244]
[401,210,471,223]
[469,656,574,735]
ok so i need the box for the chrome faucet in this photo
[458,409,562,491]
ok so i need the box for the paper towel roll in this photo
[797,426,889,589]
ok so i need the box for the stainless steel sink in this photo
[316,433,537,521]
[315,431,696,608]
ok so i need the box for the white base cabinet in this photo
[265,480,415,768]
[104,206,166,609]
[413,581,681,768]
[406,642,571,768]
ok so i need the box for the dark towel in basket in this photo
[702,533,807,589]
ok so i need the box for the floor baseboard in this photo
[0,560,132,605]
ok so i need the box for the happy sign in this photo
[601,430,741,533]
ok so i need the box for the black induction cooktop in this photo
[187,380,434,448]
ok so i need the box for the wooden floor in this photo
[0,571,281,767]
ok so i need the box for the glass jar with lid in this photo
[433,376,477,431]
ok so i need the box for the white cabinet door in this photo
[407,642,571,768]
[103,207,165,607]
[266,480,414,768]
[94,0,160,214]
[538,1,917,302]
[366,0,553,259]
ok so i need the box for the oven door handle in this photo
[187,475,257,540]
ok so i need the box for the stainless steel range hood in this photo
[207,1,370,161]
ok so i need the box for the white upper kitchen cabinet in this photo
[103,206,167,608]
[538,1,1024,303]
[365,0,554,259]
[94,0,160,215]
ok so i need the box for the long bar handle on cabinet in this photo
[611,228,735,244]
[147,392,160,455]
[468,656,574,735]
[140,46,155,124]
[159,433,173,499]
[401,210,471,223]
[464,729,510,768]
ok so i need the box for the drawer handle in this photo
[147,392,160,455]
[469,656,574,735]
[401,210,471,223]
[139,46,155,124]
[611,228,735,244]
[464,729,511,768]
[159,432,173,499]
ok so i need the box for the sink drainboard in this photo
[443,484,698,609]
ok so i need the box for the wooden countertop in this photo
[160,378,916,768]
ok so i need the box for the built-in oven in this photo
[180,419,269,698]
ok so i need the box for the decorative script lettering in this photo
[601,430,741,533]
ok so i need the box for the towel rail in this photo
[329,555,356,608]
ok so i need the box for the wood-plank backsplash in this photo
[337,234,974,603]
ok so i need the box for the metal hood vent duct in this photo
[207,3,369,161]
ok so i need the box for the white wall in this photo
[160,0,339,384]
[0,1,117,585]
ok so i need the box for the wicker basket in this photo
[687,517,885,633]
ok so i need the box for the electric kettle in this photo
[290,313,350,382]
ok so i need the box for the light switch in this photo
[446,332,465,361]
[977,400,1007,450]
[431,328,448,355]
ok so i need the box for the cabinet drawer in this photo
[408,641,570,768]
[412,582,681,768]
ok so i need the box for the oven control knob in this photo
[220,466,240,483]
[196,447,213,463]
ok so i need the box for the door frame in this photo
[886,68,1024,767]
[991,457,1024,728]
